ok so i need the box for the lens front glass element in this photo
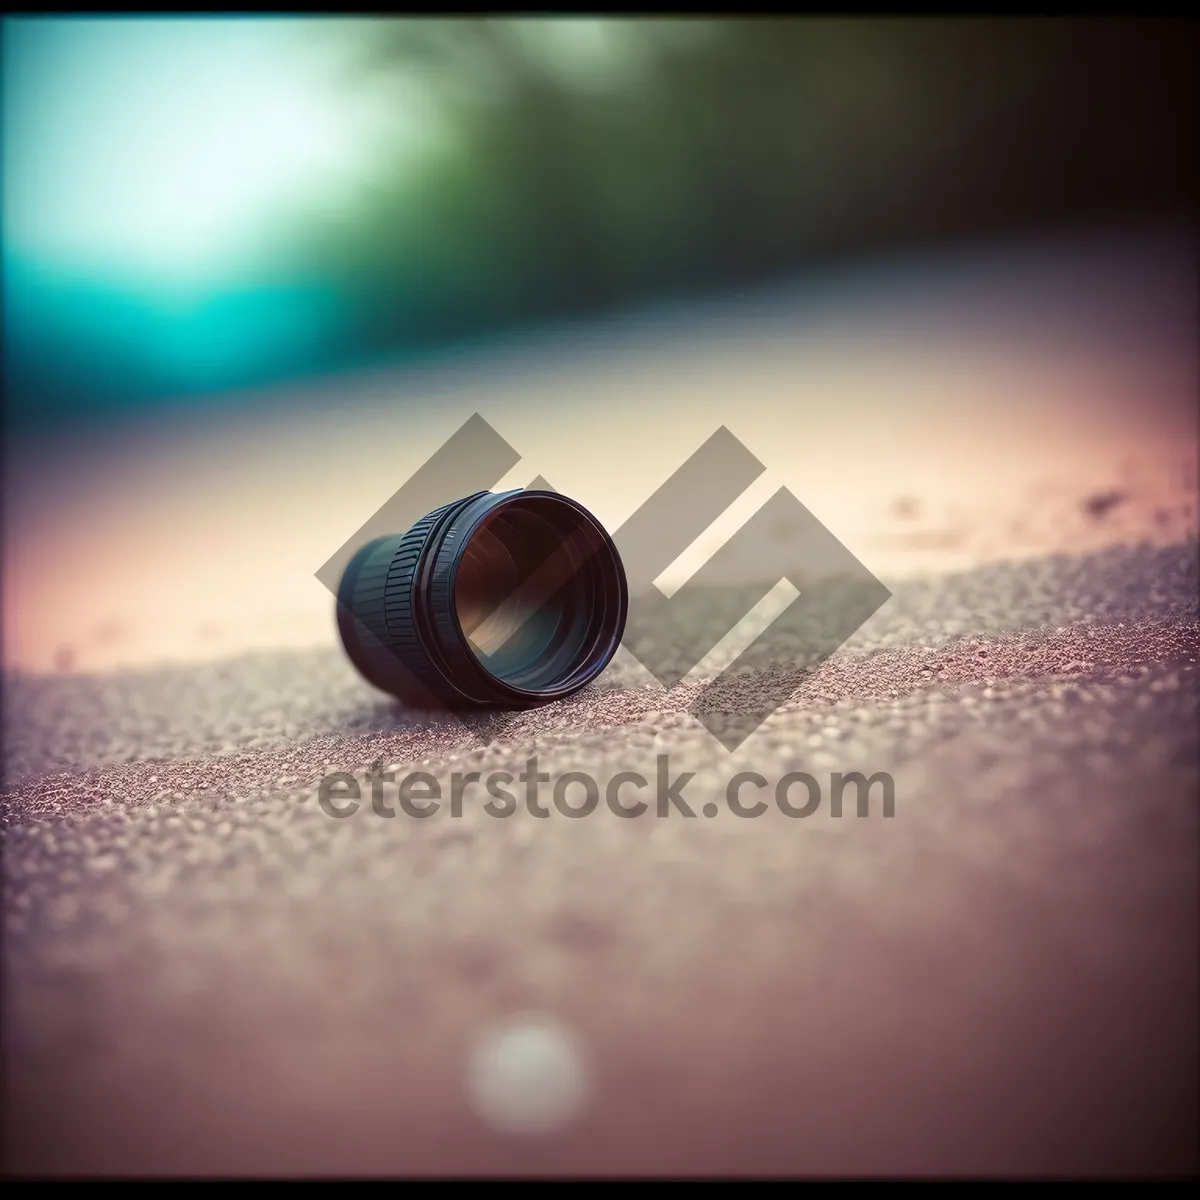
[454,503,595,692]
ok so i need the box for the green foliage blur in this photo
[275,17,1196,359]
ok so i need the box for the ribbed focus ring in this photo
[378,497,475,704]
[336,497,477,705]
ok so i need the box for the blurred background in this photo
[2,16,1197,671]
[5,17,1196,430]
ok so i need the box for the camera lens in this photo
[337,490,627,709]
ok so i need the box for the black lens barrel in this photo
[337,490,627,709]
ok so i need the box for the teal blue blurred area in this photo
[3,16,383,427]
[4,254,349,420]
[3,16,1196,435]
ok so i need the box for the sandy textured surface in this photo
[3,232,1198,1176]
[4,540,1198,1176]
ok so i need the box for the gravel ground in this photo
[3,538,1197,1176]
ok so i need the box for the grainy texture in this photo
[3,540,1198,1176]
